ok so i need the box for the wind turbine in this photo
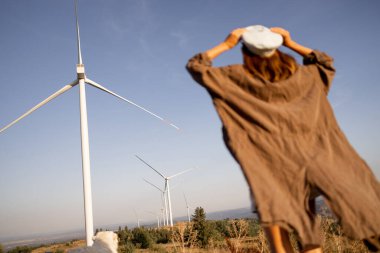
[0,0,178,246]
[135,155,193,227]
[133,209,144,228]
[143,178,168,226]
[183,192,194,223]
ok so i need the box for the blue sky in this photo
[0,0,379,238]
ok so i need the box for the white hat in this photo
[242,25,283,57]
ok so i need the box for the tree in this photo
[192,207,206,224]
[191,207,212,247]
[0,243,3,253]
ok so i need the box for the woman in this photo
[186,26,380,253]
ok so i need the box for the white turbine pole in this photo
[183,193,190,223]
[160,208,164,227]
[134,209,142,228]
[187,205,190,223]
[166,169,194,226]
[75,0,93,246]
[163,191,168,226]
[79,78,94,246]
[166,180,174,227]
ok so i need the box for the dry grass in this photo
[30,217,370,253]
[31,239,85,253]
[225,219,249,253]
[320,217,369,253]
[171,222,198,253]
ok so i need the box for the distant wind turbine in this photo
[0,0,178,246]
[183,192,194,223]
[135,155,193,227]
[134,209,145,228]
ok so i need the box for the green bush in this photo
[132,228,153,249]
[153,228,170,244]
[118,228,133,245]
[214,219,229,237]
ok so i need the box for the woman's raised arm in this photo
[205,28,247,60]
[270,27,313,57]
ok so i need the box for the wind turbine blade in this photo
[75,0,83,64]
[85,78,179,130]
[168,168,194,179]
[0,80,78,134]
[143,178,164,193]
[135,155,166,179]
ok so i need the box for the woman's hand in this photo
[270,27,292,47]
[224,28,247,49]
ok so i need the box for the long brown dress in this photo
[187,50,380,248]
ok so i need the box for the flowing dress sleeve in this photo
[303,50,336,94]
[186,52,227,98]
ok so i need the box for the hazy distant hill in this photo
[176,198,332,222]
[203,207,257,220]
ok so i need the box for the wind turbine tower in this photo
[0,0,178,246]
[134,209,145,228]
[183,192,194,223]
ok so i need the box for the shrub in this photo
[154,228,171,244]
[132,228,154,249]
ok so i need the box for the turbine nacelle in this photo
[76,64,85,79]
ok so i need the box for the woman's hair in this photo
[242,45,298,82]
